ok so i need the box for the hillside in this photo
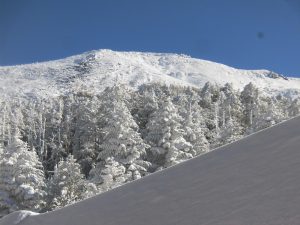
[2,116,300,225]
[0,49,300,99]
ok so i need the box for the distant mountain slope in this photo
[3,116,300,225]
[0,49,299,99]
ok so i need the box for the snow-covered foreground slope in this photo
[2,116,300,225]
[0,211,38,225]
[0,49,300,99]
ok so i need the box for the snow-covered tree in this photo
[0,101,13,146]
[145,97,193,168]
[91,92,151,189]
[251,96,278,131]
[47,155,94,210]
[218,83,244,144]
[71,94,99,177]
[89,157,126,192]
[288,98,300,117]
[183,102,209,156]
[134,86,159,137]
[199,82,222,143]
[75,142,97,177]
[0,143,15,217]
[0,129,46,216]
[97,100,149,163]
[240,82,260,132]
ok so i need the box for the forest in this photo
[0,81,300,217]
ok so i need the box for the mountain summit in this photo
[0,49,299,98]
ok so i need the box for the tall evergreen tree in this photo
[134,86,159,138]
[145,97,192,169]
[218,83,244,144]
[91,95,151,189]
[199,82,221,144]
[47,155,93,210]
[183,102,209,156]
[240,82,260,132]
[0,129,46,216]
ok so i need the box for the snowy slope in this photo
[2,116,300,225]
[0,49,300,99]
[0,211,38,225]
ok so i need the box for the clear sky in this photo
[1,0,300,77]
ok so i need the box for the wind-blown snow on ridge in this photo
[0,49,300,98]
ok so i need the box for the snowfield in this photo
[0,49,299,99]
[2,116,300,225]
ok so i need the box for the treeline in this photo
[0,82,299,217]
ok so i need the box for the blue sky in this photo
[1,0,300,77]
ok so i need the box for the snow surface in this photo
[0,49,300,100]
[2,116,300,225]
[0,211,38,225]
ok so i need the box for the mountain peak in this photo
[0,49,299,99]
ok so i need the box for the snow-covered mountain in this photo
[1,50,300,223]
[0,49,299,99]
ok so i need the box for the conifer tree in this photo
[240,82,260,132]
[288,98,300,117]
[0,129,46,216]
[183,102,209,156]
[134,86,159,137]
[72,94,99,177]
[92,93,151,188]
[89,157,127,192]
[145,97,192,169]
[199,82,221,144]
[218,83,244,144]
[47,155,93,210]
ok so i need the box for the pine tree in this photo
[98,100,149,163]
[92,94,151,189]
[199,82,222,144]
[218,83,244,144]
[72,94,99,177]
[0,129,46,216]
[89,157,127,192]
[252,96,277,131]
[183,102,209,156]
[47,155,93,210]
[145,97,192,169]
[134,86,159,138]
[240,82,260,132]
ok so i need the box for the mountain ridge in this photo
[0,49,299,99]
